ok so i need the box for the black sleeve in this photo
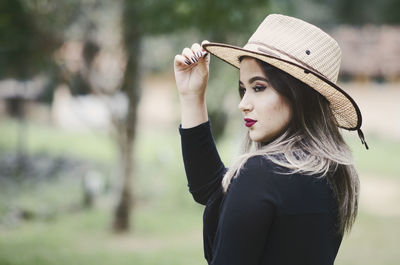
[178,120,227,205]
[211,155,277,265]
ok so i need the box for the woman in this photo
[174,14,368,265]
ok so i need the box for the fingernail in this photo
[185,59,191,65]
[197,52,202,58]
[191,56,197,63]
[202,52,208,58]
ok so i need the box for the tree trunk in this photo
[112,3,142,232]
[112,135,134,232]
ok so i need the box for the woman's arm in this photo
[179,119,227,205]
[179,94,208,128]
[176,41,227,205]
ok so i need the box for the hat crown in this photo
[246,14,342,83]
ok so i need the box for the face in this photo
[238,58,292,143]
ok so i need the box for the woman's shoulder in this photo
[230,155,285,192]
[234,154,328,190]
[240,154,290,179]
[226,155,281,204]
[232,154,334,212]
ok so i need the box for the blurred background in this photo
[0,0,399,264]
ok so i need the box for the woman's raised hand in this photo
[174,40,210,98]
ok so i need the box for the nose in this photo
[238,93,253,113]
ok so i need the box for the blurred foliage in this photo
[127,0,268,36]
[330,0,400,24]
[1,0,400,80]
[0,0,82,80]
[0,1,51,79]
[270,0,400,25]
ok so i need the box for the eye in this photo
[238,87,246,98]
[253,85,266,92]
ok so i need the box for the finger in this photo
[201,40,210,51]
[174,54,191,67]
[191,43,203,59]
[201,50,209,59]
[182,47,198,64]
[200,40,210,59]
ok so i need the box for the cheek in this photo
[277,99,291,116]
[278,101,292,126]
[260,94,284,115]
[260,94,292,124]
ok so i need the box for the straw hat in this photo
[202,14,369,150]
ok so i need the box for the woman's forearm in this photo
[179,94,208,129]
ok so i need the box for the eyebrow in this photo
[239,76,270,85]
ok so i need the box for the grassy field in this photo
[0,118,399,265]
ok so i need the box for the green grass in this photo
[336,212,400,265]
[344,131,400,178]
[0,207,205,265]
[0,118,399,265]
[0,118,116,162]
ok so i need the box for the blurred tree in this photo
[0,1,52,79]
[0,0,81,80]
[277,0,400,25]
[0,0,82,176]
[331,0,382,25]
[379,0,400,24]
[112,0,270,232]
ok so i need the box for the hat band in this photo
[246,40,328,80]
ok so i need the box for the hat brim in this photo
[202,42,362,131]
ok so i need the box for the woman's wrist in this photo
[179,94,208,129]
[178,92,206,103]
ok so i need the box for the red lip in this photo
[244,118,257,127]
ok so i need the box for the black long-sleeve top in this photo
[178,119,343,265]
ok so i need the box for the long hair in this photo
[222,56,359,235]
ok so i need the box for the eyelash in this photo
[239,85,266,98]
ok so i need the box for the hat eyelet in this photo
[306,50,311,55]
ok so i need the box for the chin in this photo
[250,134,270,143]
[250,130,279,144]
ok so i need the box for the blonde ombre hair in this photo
[222,56,359,236]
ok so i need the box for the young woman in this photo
[174,14,368,265]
